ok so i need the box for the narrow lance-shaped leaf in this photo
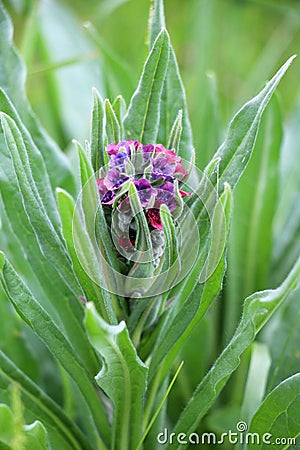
[210,55,295,194]
[0,6,75,192]
[129,203,179,341]
[160,59,296,360]
[0,91,63,238]
[112,95,126,139]
[85,303,148,450]
[90,87,105,173]
[167,110,183,152]
[186,57,294,244]
[149,183,232,383]
[263,287,300,392]
[0,118,97,375]
[105,98,121,144]
[75,139,100,237]
[57,188,118,325]
[148,0,165,46]
[125,182,154,297]
[0,113,80,296]
[149,0,194,159]
[271,97,300,285]
[158,203,180,293]
[166,253,300,450]
[182,56,295,225]
[57,187,96,297]
[0,113,101,372]
[248,373,300,450]
[123,29,170,143]
[0,252,111,448]
[76,141,125,319]
[225,97,282,339]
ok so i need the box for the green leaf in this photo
[75,139,99,237]
[90,87,105,173]
[167,110,182,151]
[0,91,65,238]
[0,6,75,192]
[149,0,194,159]
[210,55,295,194]
[0,351,91,450]
[248,373,300,450]
[123,29,170,143]
[112,95,126,139]
[105,98,121,144]
[148,183,232,383]
[23,421,51,450]
[0,253,111,448]
[125,182,154,297]
[77,139,124,302]
[262,286,300,392]
[159,203,180,289]
[129,203,179,342]
[0,283,38,381]
[85,303,148,450]
[0,115,96,376]
[149,0,165,47]
[57,187,118,325]
[0,112,80,296]
[166,253,300,450]
[225,97,283,337]
[272,97,300,285]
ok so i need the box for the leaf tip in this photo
[0,111,8,126]
[0,251,5,271]
[223,182,231,194]
[92,86,102,102]
[154,27,170,46]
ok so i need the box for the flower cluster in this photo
[97,140,190,230]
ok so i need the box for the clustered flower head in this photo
[97,140,190,231]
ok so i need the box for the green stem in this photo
[137,361,184,450]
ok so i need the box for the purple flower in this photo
[97,140,191,231]
[105,168,129,190]
[142,144,155,162]
[106,140,140,156]
[150,157,175,179]
[97,178,115,205]
[134,178,157,207]
[109,152,129,171]
[155,182,177,212]
[106,143,119,155]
